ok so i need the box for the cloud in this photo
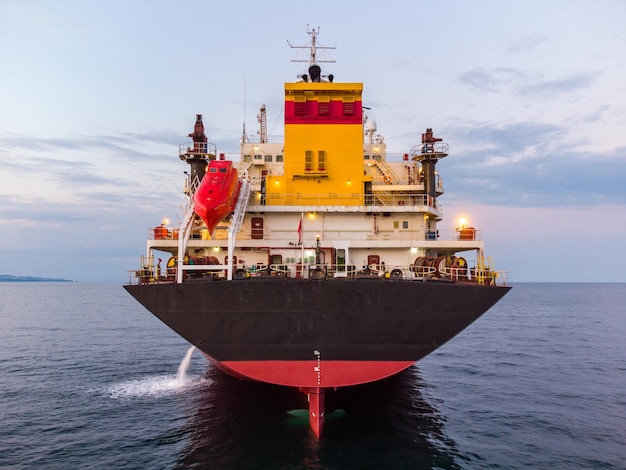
[457,68,526,93]
[0,131,179,164]
[441,120,626,208]
[517,72,596,97]
[0,129,189,260]
[0,130,186,194]
[505,34,550,54]
[458,67,597,100]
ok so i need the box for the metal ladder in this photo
[237,160,252,177]
[229,178,251,236]
[374,159,400,184]
[226,178,251,279]
[176,204,197,284]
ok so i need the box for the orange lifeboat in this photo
[193,160,241,234]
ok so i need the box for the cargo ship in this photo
[124,28,510,437]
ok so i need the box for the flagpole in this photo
[300,211,305,278]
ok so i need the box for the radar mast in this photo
[288,25,336,66]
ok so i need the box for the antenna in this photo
[288,25,336,66]
[241,76,250,143]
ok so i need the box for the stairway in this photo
[373,159,400,184]
[237,160,252,177]
[229,178,251,236]
[226,177,251,279]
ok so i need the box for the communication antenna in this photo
[241,77,250,143]
[288,25,336,66]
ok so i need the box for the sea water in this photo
[0,282,624,469]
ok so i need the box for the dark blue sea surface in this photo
[1,282,624,469]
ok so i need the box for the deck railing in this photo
[129,259,506,287]
[148,225,482,243]
[249,192,441,209]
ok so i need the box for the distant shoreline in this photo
[0,275,75,283]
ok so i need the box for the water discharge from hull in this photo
[107,345,202,399]
[176,345,196,384]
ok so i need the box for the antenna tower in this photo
[288,25,336,66]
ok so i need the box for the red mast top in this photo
[189,114,207,153]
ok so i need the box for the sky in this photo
[1,0,625,282]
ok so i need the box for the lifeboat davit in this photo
[193,160,241,234]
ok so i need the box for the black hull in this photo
[124,278,510,362]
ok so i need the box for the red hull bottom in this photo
[204,357,415,437]
[219,359,416,388]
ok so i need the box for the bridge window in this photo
[305,150,313,171]
[318,150,326,171]
[304,150,327,172]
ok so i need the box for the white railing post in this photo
[177,205,196,284]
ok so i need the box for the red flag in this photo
[297,216,302,244]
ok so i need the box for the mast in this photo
[288,26,336,82]
[410,128,449,199]
[179,114,215,195]
[257,104,267,143]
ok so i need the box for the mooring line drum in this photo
[433,256,447,277]
[445,256,468,280]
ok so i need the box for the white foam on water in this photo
[108,345,207,399]
[108,375,187,399]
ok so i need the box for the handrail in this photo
[178,141,217,159]
[255,192,441,209]
[372,158,401,184]
[226,178,252,280]
[131,258,506,286]
[176,205,197,283]
[409,142,449,157]
[148,225,480,243]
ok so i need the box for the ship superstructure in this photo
[125,28,509,437]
